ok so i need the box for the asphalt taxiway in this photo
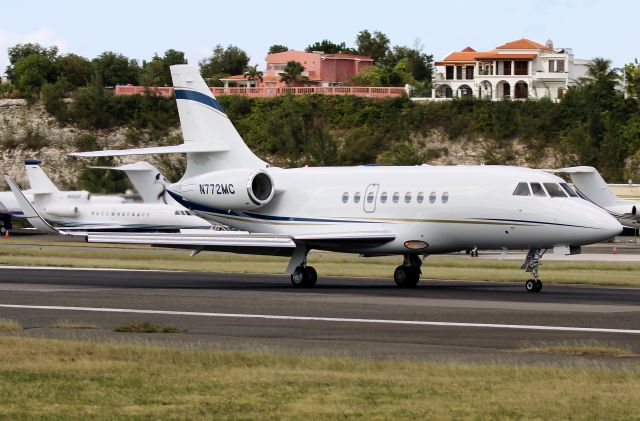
[0,267,638,363]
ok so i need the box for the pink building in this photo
[221,50,373,88]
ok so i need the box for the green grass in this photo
[50,320,99,329]
[113,321,186,334]
[1,238,639,286]
[0,319,22,331]
[518,341,638,358]
[0,336,638,419]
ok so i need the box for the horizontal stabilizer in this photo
[70,143,228,158]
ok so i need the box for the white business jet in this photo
[1,159,126,233]
[45,64,621,292]
[557,166,639,229]
[12,160,211,231]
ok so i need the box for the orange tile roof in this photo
[219,74,248,80]
[461,46,476,52]
[476,53,537,60]
[496,38,552,50]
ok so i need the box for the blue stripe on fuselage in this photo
[174,89,225,113]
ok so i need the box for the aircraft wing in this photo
[85,229,396,256]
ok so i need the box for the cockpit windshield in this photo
[512,182,531,196]
[530,182,547,197]
[543,183,568,198]
[560,182,579,197]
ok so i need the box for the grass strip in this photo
[0,336,638,419]
[518,341,638,358]
[50,320,99,329]
[0,319,22,331]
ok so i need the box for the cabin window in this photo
[442,192,449,203]
[353,192,361,203]
[530,182,547,197]
[392,192,400,203]
[380,192,388,203]
[560,183,578,197]
[367,192,375,204]
[416,192,424,203]
[404,192,412,203]
[342,192,349,203]
[543,183,568,198]
[513,182,531,196]
[429,192,436,203]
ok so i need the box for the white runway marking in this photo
[0,304,639,334]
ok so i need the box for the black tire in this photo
[535,280,543,292]
[291,266,307,287]
[394,266,419,288]
[526,279,538,292]
[304,266,317,287]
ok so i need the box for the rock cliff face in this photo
[0,99,563,191]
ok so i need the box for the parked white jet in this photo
[63,64,621,291]
[557,166,639,229]
[12,160,211,231]
[1,159,126,233]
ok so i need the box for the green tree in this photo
[268,44,289,54]
[6,43,58,81]
[199,44,250,85]
[387,45,433,82]
[624,59,640,99]
[140,49,187,86]
[243,64,263,85]
[12,54,57,97]
[55,53,93,87]
[279,61,307,86]
[305,40,356,54]
[355,30,390,63]
[92,51,140,86]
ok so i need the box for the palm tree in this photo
[279,61,308,86]
[243,64,263,87]
[580,57,620,89]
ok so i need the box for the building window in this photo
[446,66,454,80]
[456,66,463,80]
[557,87,564,99]
[514,61,528,75]
[503,61,512,75]
[549,59,565,73]
[466,66,474,79]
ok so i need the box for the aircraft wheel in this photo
[304,266,317,287]
[525,279,542,292]
[394,266,419,288]
[290,266,317,288]
[0,226,6,234]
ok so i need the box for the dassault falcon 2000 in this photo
[30,64,621,292]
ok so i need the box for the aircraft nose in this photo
[580,202,623,242]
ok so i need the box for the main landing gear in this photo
[394,254,422,287]
[521,248,545,292]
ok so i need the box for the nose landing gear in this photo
[394,254,422,287]
[521,248,545,292]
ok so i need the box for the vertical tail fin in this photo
[90,162,178,205]
[170,65,266,178]
[24,160,59,193]
[558,166,623,207]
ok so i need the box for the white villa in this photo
[433,38,591,101]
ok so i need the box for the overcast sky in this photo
[1,0,638,74]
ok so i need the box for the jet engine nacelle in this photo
[179,169,275,211]
[45,205,79,218]
[608,204,638,217]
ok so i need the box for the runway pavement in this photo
[0,267,639,363]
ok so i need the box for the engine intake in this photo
[178,169,275,211]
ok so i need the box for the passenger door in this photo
[363,183,379,213]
